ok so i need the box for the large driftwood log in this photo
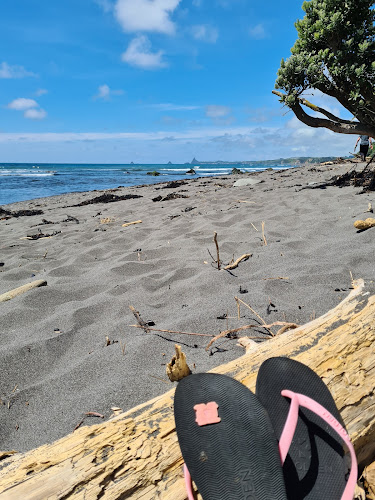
[0,279,375,499]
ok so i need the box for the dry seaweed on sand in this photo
[70,193,143,207]
[152,192,189,202]
[0,207,44,218]
[331,166,375,192]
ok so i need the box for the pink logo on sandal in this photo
[194,402,221,426]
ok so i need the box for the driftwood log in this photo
[0,279,375,499]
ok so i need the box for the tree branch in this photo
[273,90,375,136]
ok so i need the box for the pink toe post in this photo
[278,389,358,500]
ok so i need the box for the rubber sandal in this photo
[256,357,357,499]
[174,372,287,499]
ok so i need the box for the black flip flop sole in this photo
[174,373,287,500]
[256,357,348,499]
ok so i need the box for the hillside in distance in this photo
[188,156,345,166]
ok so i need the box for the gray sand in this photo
[0,162,374,452]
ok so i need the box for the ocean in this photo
[0,162,292,206]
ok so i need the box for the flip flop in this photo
[174,372,287,499]
[256,357,357,499]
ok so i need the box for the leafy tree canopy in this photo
[274,0,375,136]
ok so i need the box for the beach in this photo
[1,160,374,454]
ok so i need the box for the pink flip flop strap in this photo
[279,389,358,500]
[183,464,195,500]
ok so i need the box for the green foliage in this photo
[276,0,375,129]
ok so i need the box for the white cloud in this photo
[122,35,167,69]
[94,84,124,100]
[35,88,48,96]
[150,103,200,111]
[114,0,181,34]
[249,24,266,39]
[191,25,218,43]
[7,98,38,110]
[0,62,37,79]
[0,125,357,161]
[24,108,47,120]
[205,105,231,118]
[94,0,113,12]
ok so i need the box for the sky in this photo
[0,0,357,164]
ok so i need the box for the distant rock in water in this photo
[167,161,172,164]
[231,167,244,174]
[186,168,196,174]
[130,162,134,164]
[191,157,199,164]
[147,171,161,176]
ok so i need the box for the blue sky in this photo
[0,0,356,163]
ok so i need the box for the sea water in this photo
[0,163,291,206]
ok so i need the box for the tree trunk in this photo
[0,279,374,499]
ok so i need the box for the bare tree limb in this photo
[272,90,375,136]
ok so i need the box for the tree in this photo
[273,0,375,137]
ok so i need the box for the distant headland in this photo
[185,156,343,166]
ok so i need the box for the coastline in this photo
[1,161,374,452]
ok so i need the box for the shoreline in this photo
[1,161,374,452]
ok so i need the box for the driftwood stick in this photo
[122,220,142,228]
[205,321,300,350]
[235,297,274,336]
[85,412,105,419]
[129,306,150,333]
[236,298,240,319]
[261,221,267,245]
[206,324,274,351]
[130,324,213,337]
[213,231,220,270]
[224,253,252,270]
[263,277,289,280]
[275,323,299,335]
[0,280,47,303]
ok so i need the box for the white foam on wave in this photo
[0,169,56,177]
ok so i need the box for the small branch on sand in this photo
[213,232,221,270]
[74,412,104,431]
[85,412,104,418]
[263,277,289,280]
[237,200,256,204]
[276,323,299,335]
[0,280,47,303]
[166,345,192,382]
[120,341,126,356]
[130,324,213,337]
[224,253,252,270]
[122,220,142,227]
[206,325,268,351]
[206,321,300,350]
[261,221,267,245]
[129,306,150,333]
[235,297,273,336]
[250,223,259,231]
